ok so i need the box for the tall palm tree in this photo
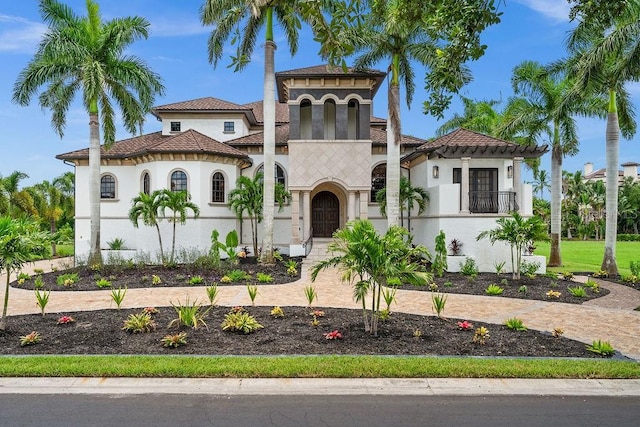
[29,180,64,256]
[566,2,640,275]
[375,176,429,228]
[530,168,550,200]
[160,190,200,264]
[500,60,605,267]
[436,96,504,136]
[0,171,34,217]
[13,0,164,266]
[201,0,333,264]
[129,190,167,263]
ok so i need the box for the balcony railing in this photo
[469,191,518,214]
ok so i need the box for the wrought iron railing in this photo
[302,228,314,257]
[469,191,518,214]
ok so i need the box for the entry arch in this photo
[310,183,347,238]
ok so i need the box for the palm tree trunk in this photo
[261,7,276,264]
[171,215,177,263]
[50,218,57,257]
[154,222,164,262]
[88,110,102,266]
[601,91,620,276]
[386,57,402,229]
[549,125,562,267]
[1,268,10,330]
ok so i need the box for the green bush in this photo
[221,310,264,334]
[459,257,478,277]
[122,312,156,333]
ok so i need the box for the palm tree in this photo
[29,180,65,256]
[0,216,49,330]
[159,190,200,264]
[129,190,167,263]
[375,176,428,228]
[436,96,504,136]
[500,60,605,267]
[566,3,640,275]
[530,168,550,200]
[201,0,333,264]
[13,0,164,266]
[0,171,35,217]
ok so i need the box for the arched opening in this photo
[348,99,360,139]
[257,163,286,187]
[300,99,312,139]
[141,172,150,195]
[312,191,340,237]
[371,163,386,202]
[170,170,188,191]
[323,99,336,140]
[100,174,116,199]
[211,172,225,203]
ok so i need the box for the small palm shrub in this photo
[504,317,527,331]
[247,283,259,305]
[485,284,504,296]
[161,332,188,348]
[431,293,447,318]
[205,283,219,306]
[122,312,157,333]
[304,285,317,307]
[221,309,264,334]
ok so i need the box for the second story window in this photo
[170,121,181,132]
[224,121,235,133]
[100,174,116,199]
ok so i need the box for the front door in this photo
[312,191,339,237]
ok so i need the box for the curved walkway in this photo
[3,257,640,360]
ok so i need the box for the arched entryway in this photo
[312,191,340,237]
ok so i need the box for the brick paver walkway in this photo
[3,257,640,360]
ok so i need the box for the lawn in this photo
[534,240,640,276]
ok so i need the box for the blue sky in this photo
[1,0,639,187]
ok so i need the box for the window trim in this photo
[170,121,181,132]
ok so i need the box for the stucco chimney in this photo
[622,162,639,179]
[584,162,593,176]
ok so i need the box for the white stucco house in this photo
[57,65,548,272]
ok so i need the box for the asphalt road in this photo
[1,395,639,427]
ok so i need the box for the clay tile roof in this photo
[56,130,249,160]
[243,100,290,124]
[153,97,247,111]
[276,64,384,77]
[370,116,387,124]
[409,128,548,160]
[621,161,640,167]
[584,168,623,180]
[227,124,291,146]
[370,128,426,146]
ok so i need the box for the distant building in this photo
[583,162,640,185]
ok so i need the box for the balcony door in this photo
[454,168,498,213]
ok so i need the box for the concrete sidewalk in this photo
[3,257,640,360]
[0,377,639,396]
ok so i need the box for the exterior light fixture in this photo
[507,165,513,178]
[432,165,439,179]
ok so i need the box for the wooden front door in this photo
[312,191,340,237]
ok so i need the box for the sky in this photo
[1,0,639,188]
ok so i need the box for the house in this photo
[583,161,640,184]
[57,65,548,272]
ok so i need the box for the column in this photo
[348,191,356,222]
[513,157,523,213]
[303,191,311,238]
[290,191,300,243]
[461,157,470,214]
[359,191,369,219]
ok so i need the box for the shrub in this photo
[630,261,640,277]
[485,284,504,296]
[270,306,285,318]
[592,270,608,278]
[107,238,125,250]
[520,260,540,278]
[546,290,561,298]
[561,272,574,281]
[111,287,127,309]
[151,274,162,285]
[168,298,210,330]
[504,317,527,331]
[304,286,317,307]
[567,286,588,298]
[122,312,157,333]
[95,278,112,288]
[20,331,41,346]
[448,238,463,256]
[256,272,273,283]
[33,276,44,289]
[473,327,490,344]
[205,284,219,306]
[552,327,564,338]
[220,275,232,283]
[622,274,640,284]
[493,261,506,275]
[285,260,298,277]
[189,275,204,285]
[459,257,478,277]
[431,230,447,277]
[246,283,259,305]
[17,272,30,282]
[323,330,343,340]
[586,340,616,357]
[228,269,251,282]
[583,280,600,293]
[56,273,79,287]
[431,293,447,318]
[518,285,527,295]
[161,332,188,348]
[221,310,263,334]
[34,289,50,316]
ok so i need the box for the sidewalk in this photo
[3,257,640,360]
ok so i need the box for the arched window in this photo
[142,172,150,195]
[371,163,386,202]
[300,99,312,139]
[257,164,286,187]
[323,99,336,139]
[100,174,116,199]
[348,99,360,139]
[211,172,225,203]
[170,170,187,191]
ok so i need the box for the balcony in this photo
[470,191,518,214]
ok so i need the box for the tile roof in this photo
[276,64,385,77]
[584,168,624,180]
[242,100,290,124]
[56,130,249,160]
[153,97,248,111]
[370,128,426,146]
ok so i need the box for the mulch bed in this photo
[0,306,606,358]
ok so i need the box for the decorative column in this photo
[461,157,470,214]
[303,191,311,238]
[290,191,300,243]
[348,191,356,221]
[359,191,369,219]
[513,157,523,213]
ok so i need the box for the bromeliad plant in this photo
[311,220,431,336]
[161,332,188,348]
[20,331,41,347]
[57,315,75,325]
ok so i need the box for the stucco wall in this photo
[160,113,251,142]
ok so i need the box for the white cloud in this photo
[0,14,46,53]
[515,0,571,23]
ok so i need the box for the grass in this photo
[0,355,638,379]
[534,240,640,276]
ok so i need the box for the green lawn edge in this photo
[1,355,638,379]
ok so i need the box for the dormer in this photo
[276,65,386,141]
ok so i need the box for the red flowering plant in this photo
[57,315,75,325]
[323,330,343,340]
[457,320,474,330]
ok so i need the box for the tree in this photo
[436,96,504,136]
[0,216,49,330]
[0,171,37,218]
[29,180,65,256]
[500,60,605,267]
[375,176,429,228]
[13,0,164,266]
[311,219,429,336]
[351,0,501,229]
[566,2,640,275]
[160,190,200,264]
[477,212,548,280]
[228,173,290,258]
[129,190,167,263]
[530,168,550,200]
